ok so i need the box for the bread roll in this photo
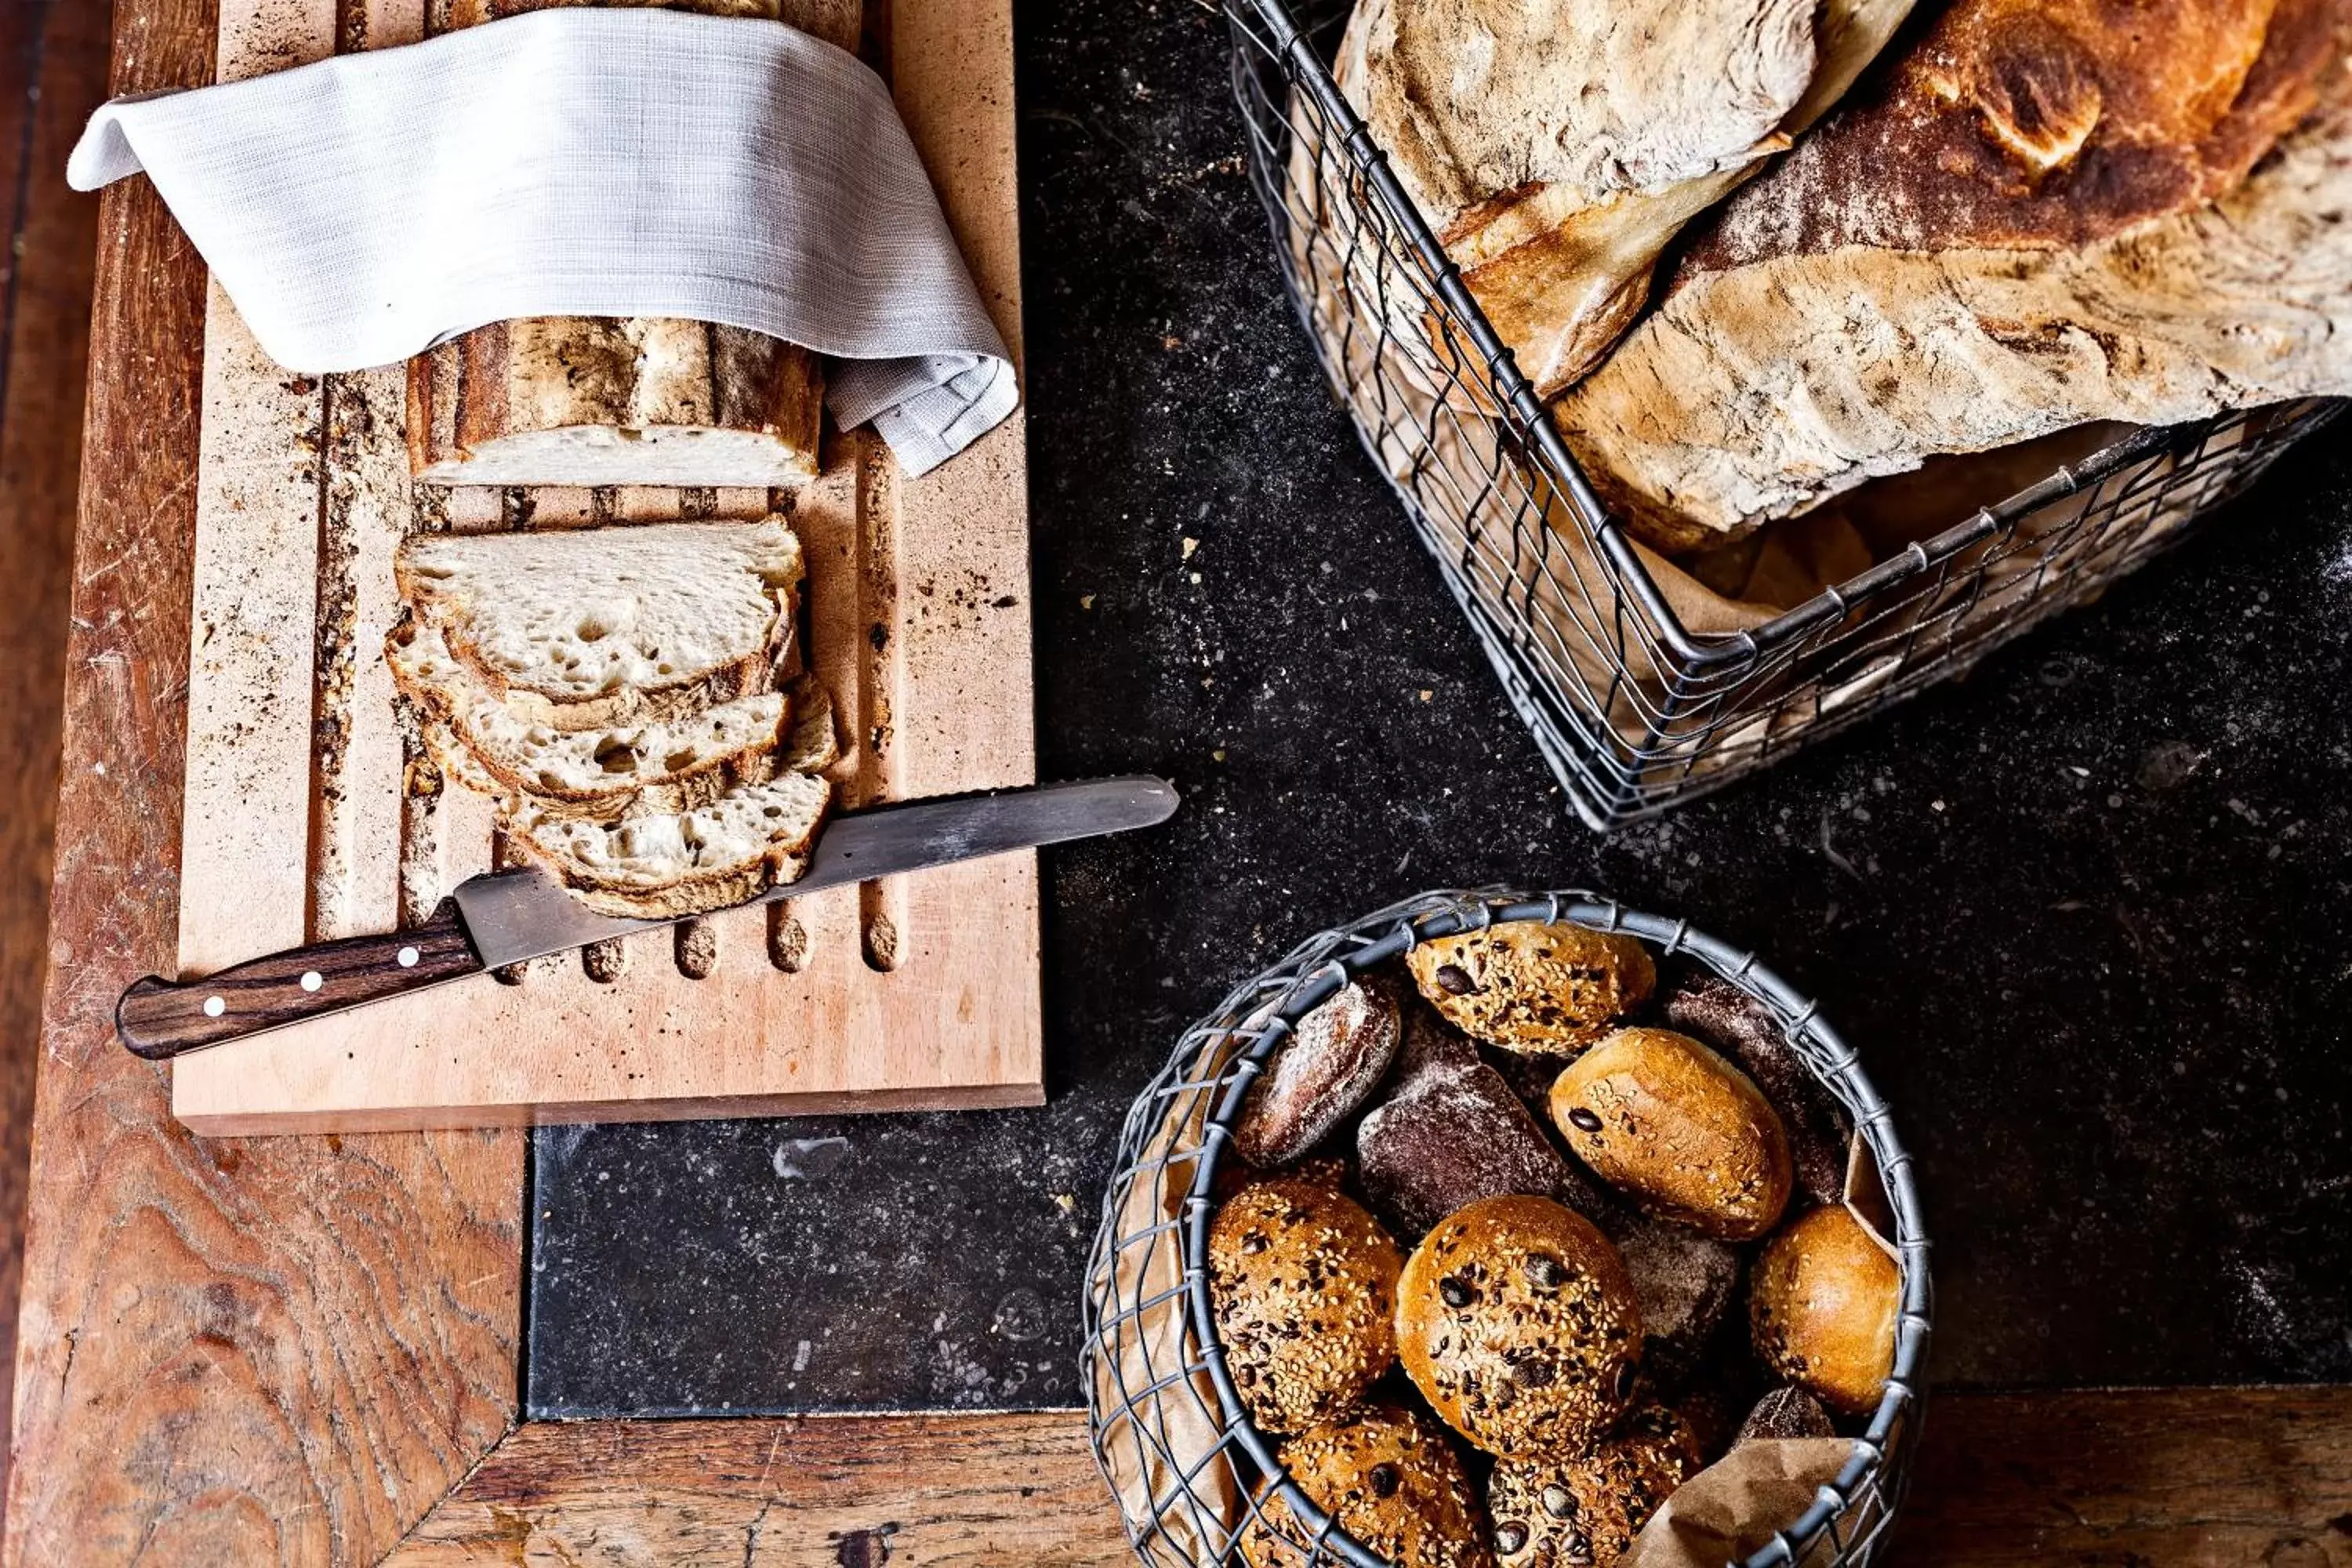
[1338,0,1916,394]
[1406,920,1654,1054]
[1548,1027,1793,1241]
[1748,1204,1900,1414]
[1486,1406,1702,1566]
[1555,0,2352,549]
[1208,1178,1403,1434]
[1396,1195,1643,1457]
[1240,1404,1494,1568]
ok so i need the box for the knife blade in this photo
[117,774,1178,1060]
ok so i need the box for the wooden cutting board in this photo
[166,0,1040,1134]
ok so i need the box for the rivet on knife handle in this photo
[114,902,484,1060]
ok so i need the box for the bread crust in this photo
[1683,0,2350,272]
[404,0,850,487]
[1342,0,1916,394]
[1557,94,2352,547]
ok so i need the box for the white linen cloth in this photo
[66,8,1016,476]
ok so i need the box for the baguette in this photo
[405,0,861,487]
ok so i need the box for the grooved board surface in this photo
[167,0,1040,1133]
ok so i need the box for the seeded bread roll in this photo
[1240,1403,1496,1568]
[1209,1178,1404,1435]
[1396,1194,1643,1457]
[1750,1205,1900,1415]
[1549,1027,1794,1241]
[1486,1405,1703,1566]
[1406,921,1655,1054]
[1237,978,1405,1167]
[1662,971,1850,1208]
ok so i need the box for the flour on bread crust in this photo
[1343,0,1916,393]
[1555,97,2352,547]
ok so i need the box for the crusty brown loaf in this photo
[405,0,854,486]
[1686,0,2346,267]
[1341,0,1916,394]
[1555,0,2352,550]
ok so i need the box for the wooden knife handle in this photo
[115,903,485,1060]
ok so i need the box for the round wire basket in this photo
[1081,889,1932,1566]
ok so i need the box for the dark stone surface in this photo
[522,0,2352,1415]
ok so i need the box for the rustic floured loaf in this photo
[1339,0,1914,394]
[509,770,834,918]
[394,517,803,728]
[1555,0,2352,549]
[405,0,858,487]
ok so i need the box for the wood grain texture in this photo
[1893,1386,2352,1565]
[0,0,527,1560]
[382,1413,1127,1566]
[166,0,1044,1134]
[376,1390,2352,1566]
[0,0,111,1525]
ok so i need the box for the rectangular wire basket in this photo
[1228,0,2345,832]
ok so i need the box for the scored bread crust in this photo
[393,517,804,731]
[1555,90,2352,548]
[507,771,835,919]
[1681,0,2349,272]
[407,318,826,489]
[404,0,855,488]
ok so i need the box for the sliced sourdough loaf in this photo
[405,0,860,487]
[393,517,803,731]
[1553,0,2352,548]
[1338,0,1915,394]
[509,771,835,918]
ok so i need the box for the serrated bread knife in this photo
[117,774,1178,1059]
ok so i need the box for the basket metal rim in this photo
[1098,887,1933,1568]
[1230,0,2347,677]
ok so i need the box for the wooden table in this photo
[5,0,2351,1562]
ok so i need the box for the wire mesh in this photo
[1226,0,2345,831]
[1081,890,1933,1567]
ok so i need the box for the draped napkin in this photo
[66,8,1016,475]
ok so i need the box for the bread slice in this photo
[508,771,834,918]
[390,614,788,795]
[393,517,803,731]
